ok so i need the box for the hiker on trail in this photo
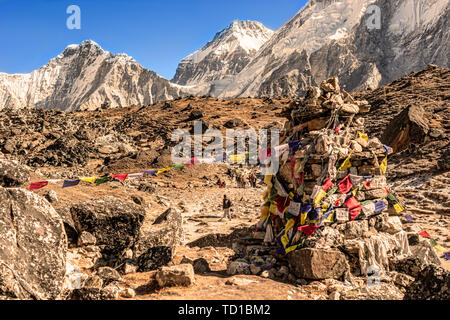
[220,195,233,221]
[249,174,256,188]
[236,174,241,188]
[241,176,246,189]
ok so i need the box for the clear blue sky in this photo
[0,0,307,79]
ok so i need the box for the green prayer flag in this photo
[95,177,112,185]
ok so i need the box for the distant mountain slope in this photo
[0,41,188,111]
[214,0,449,98]
[172,20,274,86]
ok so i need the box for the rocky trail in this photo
[0,66,448,300]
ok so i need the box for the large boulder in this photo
[0,159,29,187]
[381,105,429,153]
[69,197,145,256]
[133,208,184,271]
[0,188,67,299]
[287,248,347,280]
[404,265,450,300]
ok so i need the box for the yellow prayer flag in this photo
[81,177,97,184]
[260,206,270,223]
[339,156,352,171]
[324,212,335,223]
[434,245,445,253]
[300,212,308,226]
[393,203,405,214]
[358,132,369,142]
[380,157,388,175]
[269,202,277,215]
[285,245,298,254]
[264,175,273,187]
[156,167,173,176]
[228,154,245,163]
[313,189,327,206]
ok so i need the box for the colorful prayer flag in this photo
[95,177,112,185]
[28,181,49,190]
[156,167,173,175]
[345,196,362,221]
[298,225,320,237]
[338,175,353,194]
[127,173,144,179]
[358,132,369,142]
[62,180,80,188]
[111,174,128,182]
[142,170,158,176]
[444,253,450,260]
[379,157,388,175]
[393,203,405,214]
[338,156,352,171]
[81,177,97,184]
[405,214,414,222]
[419,231,431,238]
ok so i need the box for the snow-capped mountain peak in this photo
[172,20,274,86]
[0,41,188,111]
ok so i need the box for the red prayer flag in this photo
[298,225,320,237]
[111,174,128,182]
[338,175,353,194]
[323,178,333,192]
[345,196,362,221]
[419,231,431,238]
[276,196,290,214]
[28,181,49,190]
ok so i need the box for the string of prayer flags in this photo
[385,188,406,213]
[338,156,352,171]
[28,181,49,190]
[62,180,80,189]
[313,178,333,206]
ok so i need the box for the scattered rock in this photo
[0,159,29,187]
[227,261,250,276]
[77,231,97,247]
[156,264,195,288]
[44,190,58,203]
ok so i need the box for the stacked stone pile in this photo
[256,77,437,280]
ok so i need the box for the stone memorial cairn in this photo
[258,77,411,279]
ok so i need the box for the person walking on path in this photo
[220,195,233,221]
